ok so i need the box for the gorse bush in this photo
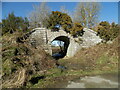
[70,22,84,37]
[45,11,84,37]
[44,11,72,33]
[97,21,120,42]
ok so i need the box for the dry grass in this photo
[59,37,119,71]
[2,32,56,88]
[3,68,26,88]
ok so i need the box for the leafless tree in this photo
[60,6,74,21]
[74,2,100,28]
[60,6,69,14]
[29,2,51,28]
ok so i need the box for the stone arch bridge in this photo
[28,28,102,57]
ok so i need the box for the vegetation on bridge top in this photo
[1,8,119,42]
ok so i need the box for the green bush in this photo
[70,22,84,37]
[45,11,72,33]
[97,21,120,42]
[2,12,29,35]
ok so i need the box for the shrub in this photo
[70,22,84,37]
[2,12,29,35]
[97,21,120,42]
[45,11,72,33]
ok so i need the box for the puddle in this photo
[66,73,118,88]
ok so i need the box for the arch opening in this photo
[51,36,70,59]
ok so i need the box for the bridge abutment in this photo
[29,28,102,58]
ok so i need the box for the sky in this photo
[1,2,119,24]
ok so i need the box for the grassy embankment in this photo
[32,37,119,88]
[2,32,119,88]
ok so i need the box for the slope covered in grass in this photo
[59,36,119,73]
[38,37,119,88]
[1,31,119,88]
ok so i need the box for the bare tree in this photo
[60,6,74,21]
[87,2,100,28]
[60,6,69,14]
[29,2,51,28]
[74,2,100,28]
[74,3,87,27]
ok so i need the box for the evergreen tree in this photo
[2,12,29,35]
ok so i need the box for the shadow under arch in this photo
[51,36,70,59]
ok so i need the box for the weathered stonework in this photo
[29,28,102,57]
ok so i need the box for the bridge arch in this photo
[50,36,70,58]
[28,28,102,58]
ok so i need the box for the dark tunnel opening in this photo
[51,36,70,60]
